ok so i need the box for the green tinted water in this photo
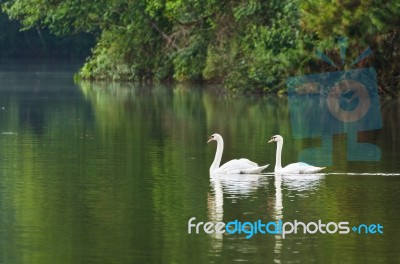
[0,64,399,263]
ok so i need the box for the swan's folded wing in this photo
[218,159,243,173]
[238,158,259,167]
[282,162,326,174]
[219,159,268,174]
[240,164,269,174]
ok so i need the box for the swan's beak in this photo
[268,139,274,143]
[207,136,213,143]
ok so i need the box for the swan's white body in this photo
[208,133,269,174]
[269,135,325,174]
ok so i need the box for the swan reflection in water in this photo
[208,173,268,253]
[278,173,326,191]
[274,172,325,263]
[207,172,325,259]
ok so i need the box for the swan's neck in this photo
[275,140,283,172]
[210,138,223,173]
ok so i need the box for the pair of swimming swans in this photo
[208,133,325,174]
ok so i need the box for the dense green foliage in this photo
[2,0,400,94]
[299,0,400,96]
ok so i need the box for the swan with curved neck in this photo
[268,135,325,174]
[208,133,268,174]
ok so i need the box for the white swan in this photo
[208,133,269,174]
[268,135,326,174]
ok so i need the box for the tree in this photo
[300,0,400,96]
[2,0,399,95]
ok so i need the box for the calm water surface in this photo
[0,63,399,263]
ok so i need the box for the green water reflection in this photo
[0,70,400,263]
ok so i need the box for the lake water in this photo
[0,62,399,263]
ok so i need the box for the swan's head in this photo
[268,135,283,143]
[207,133,222,143]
